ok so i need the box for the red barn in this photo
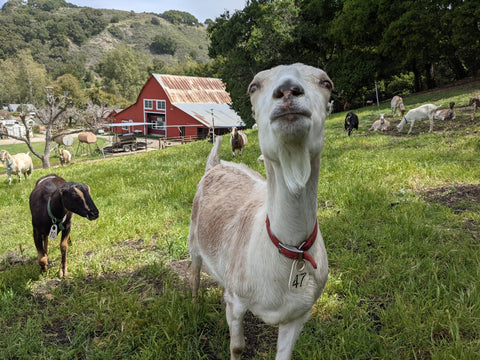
[110,74,244,140]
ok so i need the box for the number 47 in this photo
[292,272,307,288]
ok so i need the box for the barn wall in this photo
[112,75,207,138]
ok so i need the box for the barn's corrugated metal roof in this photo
[153,74,232,104]
[174,103,244,128]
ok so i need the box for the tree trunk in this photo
[425,63,436,89]
[448,55,467,80]
[42,129,53,169]
[413,67,422,93]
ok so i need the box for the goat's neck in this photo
[5,153,15,168]
[49,190,66,219]
[265,155,320,247]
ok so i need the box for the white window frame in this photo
[144,99,153,110]
[156,100,166,111]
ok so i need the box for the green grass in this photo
[1,85,480,359]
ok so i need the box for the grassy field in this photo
[1,84,480,359]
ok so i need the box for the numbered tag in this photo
[289,259,310,293]
[48,224,58,240]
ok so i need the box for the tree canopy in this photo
[208,0,480,125]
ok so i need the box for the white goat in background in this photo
[397,104,438,134]
[189,63,332,360]
[58,148,72,166]
[0,150,33,185]
[370,113,390,131]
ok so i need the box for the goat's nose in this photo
[273,79,304,99]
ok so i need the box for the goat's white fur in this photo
[189,63,332,360]
[397,103,438,134]
[0,150,33,185]
[370,113,390,131]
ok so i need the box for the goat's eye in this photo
[248,83,259,94]
[321,80,333,90]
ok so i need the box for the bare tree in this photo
[84,100,113,131]
[6,88,84,168]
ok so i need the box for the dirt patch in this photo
[421,183,480,213]
[0,252,33,271]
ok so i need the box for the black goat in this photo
[344,112,359,136]
[29,174,99,277]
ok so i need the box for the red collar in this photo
[266,216,318,269]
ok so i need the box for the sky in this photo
[0,0,248,23]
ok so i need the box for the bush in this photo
[150,35,177,56]
[386,73,415,97]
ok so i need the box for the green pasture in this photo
[1,87,480,359]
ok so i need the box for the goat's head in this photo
[380,113,385,124]
[0,150,9,163]
[397,117,407,132]
[60,182,99,220]
[248,63,333,194]
[248,63,333,158]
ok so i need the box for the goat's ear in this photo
[87,185,91,195]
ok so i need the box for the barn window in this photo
[144,99,153,110]
[122,120,133,132]
[157,100,166,111]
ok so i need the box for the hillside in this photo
[0,1,210,79]
[64,9,211,70]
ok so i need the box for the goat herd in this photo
[344,93,480,136]
[1,63,479,359]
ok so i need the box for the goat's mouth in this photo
[86,212,99,221]
[271,108,312,122]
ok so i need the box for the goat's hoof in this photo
[38,257,48,271]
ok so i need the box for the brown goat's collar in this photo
[266,216,318,269]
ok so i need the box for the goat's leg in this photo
[190,252,202,298]
[34,228,49,270]
[408,121,415,135]
[224,290,247,360]
[59,230,70,278]
[429,117,434,133]
[276,312,310,360]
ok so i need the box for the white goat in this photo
[391,96,405,117]
[58,148,72,166]
[327,99,334,115]
[397,103,438,134]
[370,113,390,131]
[0,150,33,185]
[189,63,332,360]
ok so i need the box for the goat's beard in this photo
[277,142,311,195]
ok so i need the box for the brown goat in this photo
[29,174,99,277]
[230,127,247,157]
[469,96,480,119]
